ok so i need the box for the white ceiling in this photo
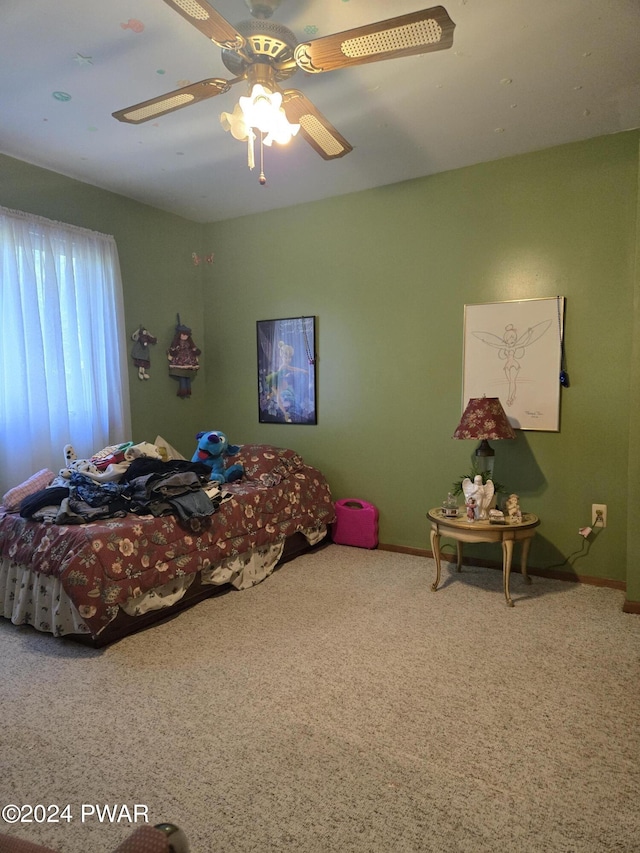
[2,0,639,223]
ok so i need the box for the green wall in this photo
[204,132,640,590]
[1,131,639,602]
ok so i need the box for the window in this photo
[0,207,131,495]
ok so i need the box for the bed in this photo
[0,443,335,646]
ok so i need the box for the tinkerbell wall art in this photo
[462,297,566,431]
[257,316,317,424]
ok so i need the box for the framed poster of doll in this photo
[257,316,317,424]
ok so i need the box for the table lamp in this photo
[452,396,516,479]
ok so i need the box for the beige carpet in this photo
[1,545,639,852]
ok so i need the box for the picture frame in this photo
[462,296,565,431]
[257,316,317,424]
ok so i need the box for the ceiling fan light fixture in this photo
[221,83,299,142]
[220,82,299,176]
[240,84,281,133]
[220,102,253,142]
[262,110,300,147]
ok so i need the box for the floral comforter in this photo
[0,445,335,636]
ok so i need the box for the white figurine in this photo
[462,474,495,521]
[504,493,522,524]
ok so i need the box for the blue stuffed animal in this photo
[191,431,244,483]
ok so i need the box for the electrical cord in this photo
[542,524,603,570]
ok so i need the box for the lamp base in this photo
[475,439,495,479]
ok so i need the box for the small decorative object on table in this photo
[505,493,523,523]
[453,467,505,513]
[462,474,495,520]
[465,496,477,521]
[442,492,458,518]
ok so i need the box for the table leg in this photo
[521,536,533,584]
[456,540,463,572]
[430,528,441,592]
[502,539,515,607]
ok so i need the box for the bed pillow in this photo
[154,434,186,461]
[232,444,305,486]
[2,468,56,512]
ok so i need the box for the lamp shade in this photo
[452,397,516,441]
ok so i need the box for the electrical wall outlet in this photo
[592,504,607,528]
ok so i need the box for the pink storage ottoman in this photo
[332,499,379,549]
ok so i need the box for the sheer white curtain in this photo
[0,207,131,494]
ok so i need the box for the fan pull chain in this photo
[259,131,266,186]
[247,133,255,171]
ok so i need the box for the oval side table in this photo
[427,507,540,607]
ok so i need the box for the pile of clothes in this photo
[17,442,230,525]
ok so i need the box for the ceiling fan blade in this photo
[294,5,455,74]
[161,0,245,50]
[282,90,352,160]
[113,78,233,124]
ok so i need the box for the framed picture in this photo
[462,297,565,431]
[257,316,317,424]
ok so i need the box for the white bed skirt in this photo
[0,525,327,638]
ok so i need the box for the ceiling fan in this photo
[113,0,455,179]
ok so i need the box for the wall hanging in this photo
[462,297,565,431]
[130,325,157,380]
[257,316,316,424]
[167,315,201,398]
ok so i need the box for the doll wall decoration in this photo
[131,325,157,380]
[167,315,201,398]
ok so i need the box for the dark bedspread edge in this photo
[67,531,329,648]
